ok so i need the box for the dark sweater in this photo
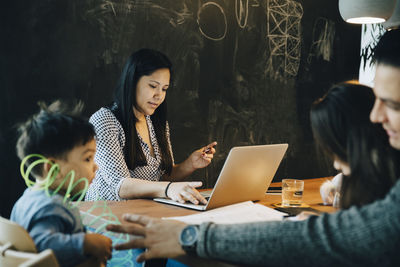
[196,179,400,266]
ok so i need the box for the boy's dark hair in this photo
[111,48,174,175]
[310,83,400,209]
[16,100,95,177]
[373,29,400,68]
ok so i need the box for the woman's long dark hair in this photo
[310,83,400,209]
[111,49,173,175]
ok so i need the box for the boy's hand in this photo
[84,233,112,263]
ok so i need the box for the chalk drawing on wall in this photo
[207,98,256,157]
[197,2,227,41]
[266,0,303,81]
[85,0,136,64]
[307,18,335,63]
[169,2,192,27]
[250,0,260,7]
[85,0,194,63]
[235,0,249,29]
[87,0,192,26]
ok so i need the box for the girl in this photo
[311,82,400,209]
[86,49,216,204]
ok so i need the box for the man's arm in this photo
[196,180,400,266]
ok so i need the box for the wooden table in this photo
[77,177,336,267]
[78,177,336,221]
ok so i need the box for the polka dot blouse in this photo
[85,108,174,201]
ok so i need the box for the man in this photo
[107,30,400,266]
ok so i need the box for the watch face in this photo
[181,225,198,246]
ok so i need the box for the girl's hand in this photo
[189,141,217,169]
[167,181,207,205]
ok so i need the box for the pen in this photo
[203,142,217,154]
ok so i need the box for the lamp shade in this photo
[339,0,396,24]
[384,0,400,29]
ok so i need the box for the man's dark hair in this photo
[16,100,95,177]
[373,29,400,68]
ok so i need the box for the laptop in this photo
[153,143,288,211]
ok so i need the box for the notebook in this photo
[153,143,288,211]
[164,201,287,224]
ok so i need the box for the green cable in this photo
[20,154,135,266]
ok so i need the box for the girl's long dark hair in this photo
[310,83,400,209]
[111,49,173,175]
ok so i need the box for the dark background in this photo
[0,0,360,218]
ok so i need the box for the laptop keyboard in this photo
[200,190,212,198]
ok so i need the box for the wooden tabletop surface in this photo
[77,177,337,223]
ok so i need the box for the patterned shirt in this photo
[85,107,174,201]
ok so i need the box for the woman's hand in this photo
[167,181,207,205]
[188,141,217,170]
[320,180,336,205]
[106,214,187,262]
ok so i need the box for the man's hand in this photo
[106,214,188,262]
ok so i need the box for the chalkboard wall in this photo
[1,0,361,217]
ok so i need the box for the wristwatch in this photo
[179,225,200,254]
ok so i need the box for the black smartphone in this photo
[266,186,282,194]
[274,207,321,217]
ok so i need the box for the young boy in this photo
[11,101,112,267]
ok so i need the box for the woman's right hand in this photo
[320,180,336,205]
[166,181,207,205]
[320,173,343,206]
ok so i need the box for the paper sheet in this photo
[164,201,287,224]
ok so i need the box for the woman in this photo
[311,82,400,209]
[85,49,216,203]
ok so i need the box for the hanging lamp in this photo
[384,0,400,29]
[339,0,396,24]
